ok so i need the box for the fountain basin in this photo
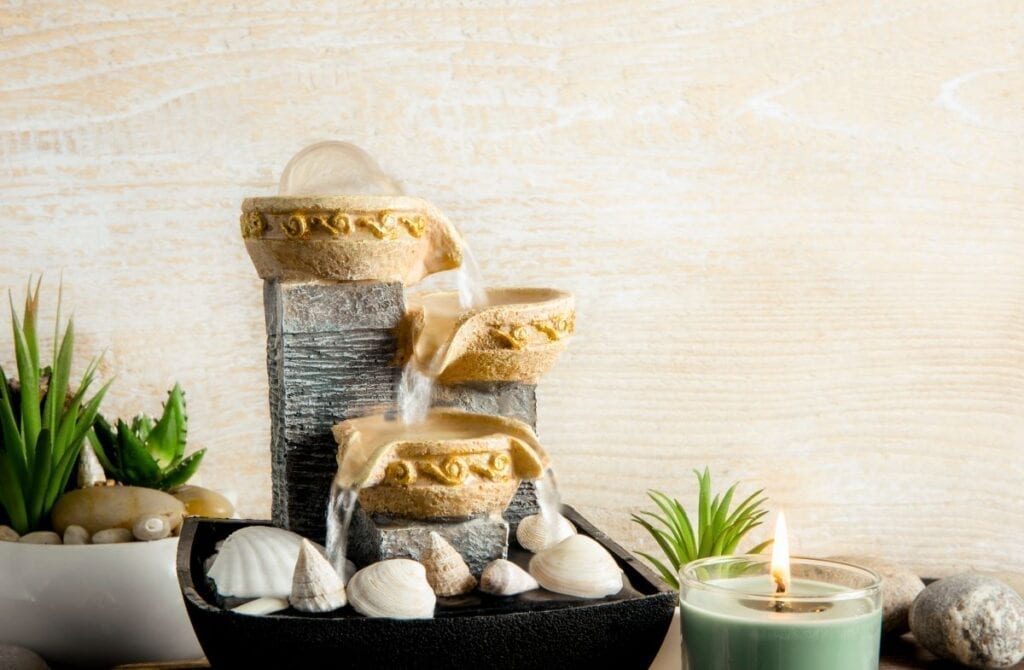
[241,195,463,284]
[332,409,547,519]
[402,288,575,384]
[177,509,675,669]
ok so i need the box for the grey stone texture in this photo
[265,280,404,541]
[909,573,1024,669]
[829,554,924,635]
[263,280,545,542]
[348,507,508,574]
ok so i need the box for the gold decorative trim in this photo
[383,451,513,487]
[488,312,576,350]
[240,208,431,241]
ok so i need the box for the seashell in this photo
[421,532,476,597]
[529,535,624,599]
[77,442,106,488]
[231,596,290,616]
[290,539,347,613]
[63,525,90,545]
[516,513,576,553]
[480,559,539,596]
[92,528,134,544]
[132,514,172,541]
[18,531,61,545]
[347,559,436,619]
[207,526,329,599]
[0,525,19,542]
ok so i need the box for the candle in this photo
[679,514,882,670]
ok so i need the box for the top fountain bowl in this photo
[403,287,575,385]
[240,195,464,285]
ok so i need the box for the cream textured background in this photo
[0,1,1021,577]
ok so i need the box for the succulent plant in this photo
[0,279,111,534]
[88,384,205,490]
[632,467,772,589]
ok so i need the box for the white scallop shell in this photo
[347,559,436,619]
[479,559,539,596]
[529,535,624,599]
[208,526,327,599]
[290,539,347,613]
[515,513,576,553]
[421,532,476,597]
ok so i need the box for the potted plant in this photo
[0,280,217,667]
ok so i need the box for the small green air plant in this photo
[88,384,206,490]
[632,468,772,589]
[0,279,112,534]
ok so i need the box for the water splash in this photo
[457,243,489,310]
[535,468,564,535]
[325,483,359,577]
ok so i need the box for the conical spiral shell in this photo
[347,559,436,619]
[77,442,106,488]
[208,526,328,599]
[529,535,624,599]
[516,513,576,553]
[479,559,539,596]
[421,532,477,597]
[290,539,347,613]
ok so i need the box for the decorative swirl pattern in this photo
[239,208,430,241]
[488,312,576,350]
[382,451,516,487]
[385,460,417,486]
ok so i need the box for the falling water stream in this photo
[535,468,564,538]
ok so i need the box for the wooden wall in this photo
[1,1,1021,577]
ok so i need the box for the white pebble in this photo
[132,514,172,541]
[0,525,19,542]
[92,528,134,544]
[19,531,61,545]
[63,525,91,545]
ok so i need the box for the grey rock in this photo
[910,573,1024,669]
[431,381,536,426]
[348,507,508,574]
[0,644,49,669]
[830,554,924,635]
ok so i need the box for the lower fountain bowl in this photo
[177,507,675,670]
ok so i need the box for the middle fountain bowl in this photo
[401,287,575,385]
[332,409,548,519]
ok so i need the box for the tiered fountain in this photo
[176,143,674,669]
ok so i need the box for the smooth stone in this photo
[0,524,19,542]
[171,485,235,518]
[0,644,49,669]
[63,525,90,545]
[92,528,134,544]
[231,596,290,616]
[18,531,60,545]
[830,554,924,635]
[910,573,1024,669]
[51,486,185,535]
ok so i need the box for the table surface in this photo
[116,637,1024,670]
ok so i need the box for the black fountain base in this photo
[177,507,675,670]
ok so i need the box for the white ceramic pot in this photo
[0,537,203,667]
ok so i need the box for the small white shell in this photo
[347,559,436,619]
[290,539,347,613]
[0,524,20,542]
[529,535,624,599]
[92,528,133,544]
[63,525,90,545]
[516,513,576,553]
[19,531,61,545]
[77,442,107,488]
[231,596,289,616]
[132,514,172,541]
[421,532,476,597]
[479,559,539,596]
[207,526,328,599]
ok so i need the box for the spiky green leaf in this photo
[157,448,205,490]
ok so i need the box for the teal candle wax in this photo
[680,558,882,670]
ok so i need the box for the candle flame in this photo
[770,511,790,594]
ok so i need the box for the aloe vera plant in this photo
[0,279,111,534]
[88,383,205,490]
[632,468,772,589]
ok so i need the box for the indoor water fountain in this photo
[176,142,675,669]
